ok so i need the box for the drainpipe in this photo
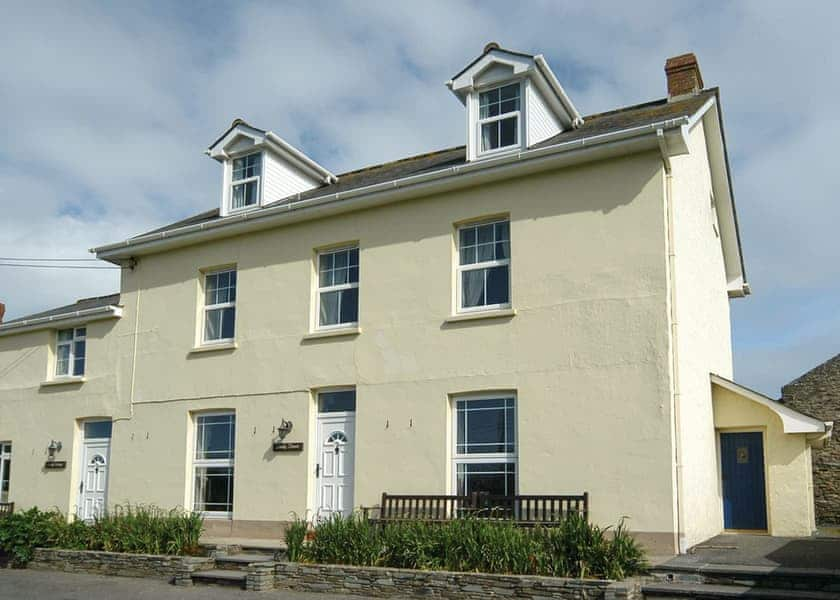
[658,129,685,553]
[113,285,140,423]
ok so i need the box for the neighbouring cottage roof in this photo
[781,352,840,421]
[0,293,121,334]
[137,90,717,238]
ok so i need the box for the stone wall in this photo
[274,562,634,600]
[30,548,213,580]
[781,353,840,525]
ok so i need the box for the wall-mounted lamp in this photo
[272,420,302,452]
[47,440,62,459]
[276,419,293,441]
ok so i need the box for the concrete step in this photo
[191,569,247,588]
[214,553,275,571]
[650,562,840,593]
[643,582,840,599]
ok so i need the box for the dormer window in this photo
[479,83,521,154]
[230,153,262,211]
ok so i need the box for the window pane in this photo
[486,266,509,305]
[319,267,333,287]
[1,457,10,496]
[319,390,356,413]
[221,307,236,339]
[500,83,519,101]
[196,414,235,459]
[460,246,476,265]
[243,181,258,206]
[193,466,234,513]
[456,463,515,496]
[319,290,340,326]
[495,241,510,260]
[334,251,348,269]
[456,397,515,455]
[76,327,86,338]
[72,356,85,377]
[477,242,495,263]
[58,329,74,342]
[461,269,486,308]
[339,288,358,324]
[481,122,499,151]
[460,227,476,247]
[494,221,509,241]
[56,344,71,376]
[231,183,246,209]
[499,116,517,147]
[84,421,113,439]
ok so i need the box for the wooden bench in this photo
[0,503,13,518]
[374,492,588,526]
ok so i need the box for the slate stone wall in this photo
[30,548,213,580]
[781,353,840,525]
[274,562,628,599]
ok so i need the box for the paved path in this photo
[662,534,840,570]
[0,569,371,600]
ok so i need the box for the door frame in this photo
[315,411,356,519]
[717,427,770,534]
[77,420,112,520]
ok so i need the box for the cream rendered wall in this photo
[713,386,816,536]
[669,121,734,550]
[0,318,127,515]
[0,151,679,551]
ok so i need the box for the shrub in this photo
[294,513,647,579]
[285,516,307,562]
[0,504,204,566]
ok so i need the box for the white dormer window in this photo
[478,83,521,154]
[230,153,262,211]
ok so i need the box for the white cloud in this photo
[0,1,837,397]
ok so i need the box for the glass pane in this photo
[84,421,112,439]
[348,265,359,284]
[486,266,510,305]
[460,246,476,265]
[495,241,510,260]
[196,415,235,459]
[494,221,509,241]
[319,290,340,326]
[477,243,495,262]
[319,390,356,413]
[500,83,519,101]
[461,269,485,308]
[500,116,517,147]
[220,307,235,339]
[334,251,348,269]
[73,340,86,359]
[339,288,358,324]
[334,267,349,285]
[231,183,245,209]
[349,248,359,266]
[72,356,85,377]
[204,308,222,341]
[56,344,71,376]
[193,466,234,513]
[205,273,219,304]
[460,227,476,247]
[464,407,506,453]
[75,327,86,338]
[1,457,9,494]
[319,266,333,287]
[58,329,74,342]
[481,122,498,151]
[243,180,258,206]
[457,463,515,496]
[477,223,494,244]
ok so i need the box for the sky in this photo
[1,1,838,397]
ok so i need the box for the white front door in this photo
[79,439,110,521]
[317,415,355,519]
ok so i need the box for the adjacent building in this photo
[0,44,831,554]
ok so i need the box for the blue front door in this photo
[720,432,767,530]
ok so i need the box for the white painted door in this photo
[317,415,355,519]
[79,440,110,521]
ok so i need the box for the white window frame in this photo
[55,327,86,378]
[0,442,11,503]
[316,246,359,331]
[456,219,511,313]
[476,81,522,158]
[229,152,262,213]
[202,268,237,345]
[451,393,517,497]
[192,412,235,519]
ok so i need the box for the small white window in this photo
[317,247,359,329]
[457,219,511,312]
[0,442,11,503]
[56,327,86,377]
[453,396,517,496]
[478,83,521,154]
[230,153,261,211]
[203,269,236,344]
[193,413,235,517]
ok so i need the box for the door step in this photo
[191,568,247,588]
[215,553,275,571]
[643,582,840,599]
[650,562,840,594]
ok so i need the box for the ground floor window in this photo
[193,413,235,516]
[453,395,516,496]
[0,443,10,502]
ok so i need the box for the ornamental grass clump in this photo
[0,504,204,566]
[285,513,647,580]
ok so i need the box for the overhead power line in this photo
[0,263,120,270]
[0,256,100,262]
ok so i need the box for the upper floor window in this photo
[457,219,510,312]
[478,83,520,154]
[231,153,261,211]
[317,247,359,329]
[204,269,236,343]
[56,327,86,377]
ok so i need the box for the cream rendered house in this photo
[0,45,831,554]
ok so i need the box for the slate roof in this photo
[134,89,717,239]
[2,293,121,326]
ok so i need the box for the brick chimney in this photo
[665,53,704,100]
[0,303,5,323]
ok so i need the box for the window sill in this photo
[41,376,86,387]
[444,308,517,324]
[188,342,238,355]
[302,326,361,341]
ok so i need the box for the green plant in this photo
[285,515,308,562]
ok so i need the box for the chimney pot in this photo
[665,53,704,99]
[484,41,500,54]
